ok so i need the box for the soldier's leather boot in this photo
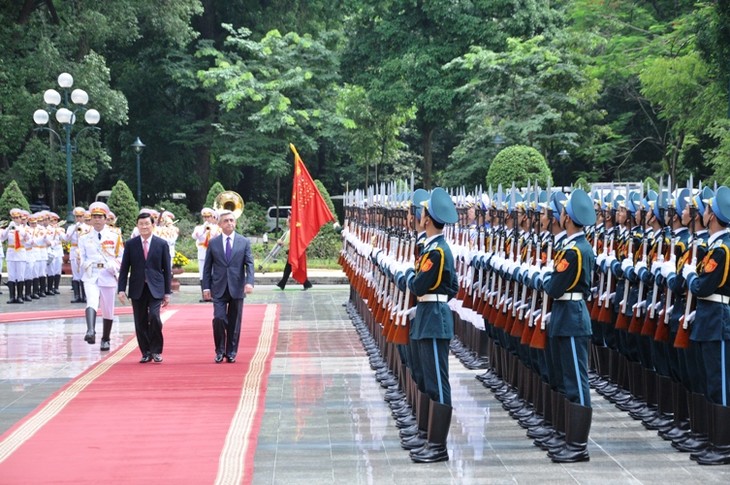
[14,280,25,304]
[79,282,87,303]
[410,400,451,463]
[70,280,83,303]
[550,401,592,463]
[84,307,97,344]
[696,404,730,465]
[7,281,20,304]
[100,318,113,351]
[402,392,430,450]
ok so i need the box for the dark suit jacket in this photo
[117,235,172,299]
[203,232,255,299]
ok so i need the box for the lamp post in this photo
[131,137,145,208]
[33,72,100,222]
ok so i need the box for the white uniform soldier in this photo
[65,206,88,303]
[46,212,64,295]
[159,210,179,261]
[21,210,36,301]
[29,212,51,299]
[78,202,124,350]
[192,207,220,301]
[0,208,31,303]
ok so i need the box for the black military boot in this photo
[199,280,206,302]
[31,278,40,299]
[70,280,82,303]
[549,401,592,463]
[402,392,429,450]
[696,404,730,465]
[7,281,20,304]
[84,307,97,344]
[14,280,25,304]
[38,276,47,297]
[53,274,61,294]
[100,319,113,351]
[79,282,87,303]
[410,400,452,463]
[24,280,33,301]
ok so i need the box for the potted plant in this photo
[172,251,189,274]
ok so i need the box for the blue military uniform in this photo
[682,186,730,466]
[402,187,458,464]
[540,188,596,463]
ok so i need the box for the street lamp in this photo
[33,72,100,222]
[131,137,145,208]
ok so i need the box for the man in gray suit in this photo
[202,209,255,363]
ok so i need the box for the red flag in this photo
[288,144,336,283]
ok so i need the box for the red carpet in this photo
[0,306,134,324]
[0,303,279,485]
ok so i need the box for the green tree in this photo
[107,180,138,237]
[486,146,552,189]
[644,176,660,194]
[0,180,30,218]
[204,182,226,210]
[308,179,339,259]
[341,0,560,188]
[574,176,590,192]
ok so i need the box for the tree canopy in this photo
[1,0,730,217]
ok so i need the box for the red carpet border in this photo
[0,303,279,485]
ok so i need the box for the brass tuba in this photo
[214,191,244,219]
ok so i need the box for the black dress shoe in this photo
[140,355,151,363]
[226,354,236,363]
[215,353,224,363]
[152,353,163,363]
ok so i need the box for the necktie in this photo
[98,232,101,241]
[143,239,149,260]
[225,237,232,262]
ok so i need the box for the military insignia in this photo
[705,258,718,273]
[420,257,434,272]
[556,259,570,272]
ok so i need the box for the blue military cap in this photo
[422,187,458,224]
[653,190,669,220]
[642,190,657,211]
[412,188,429,218]
[549,191,567,214]
[693,186,714,216]
[709,186,730,224]
[672,188,690,214]
[614,193,626,209]
[565,189,596,226]
[626,191,641,215]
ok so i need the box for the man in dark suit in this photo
[202,209,255,363]
[117,212,172,363]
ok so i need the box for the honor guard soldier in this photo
[1,208,31,303]
[192,208,220,301]
[78,202,124,350]
[398,187,459,463]
[539,188,596,463]
[160,210,179,261]
[65,206,88,303]
[679,186,730,465]
[46,212,64,295]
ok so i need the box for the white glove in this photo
[660,261,675,279]
[620,258,633,273]
[682,263,697,280]
[539,265,552,280]
[596,252,607,268]
[605,250,617,267]
[634,260,647,274]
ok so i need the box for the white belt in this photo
[699,294,730,305]
[557,292,583,301]
[417,294,449,303]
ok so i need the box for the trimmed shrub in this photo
[0,180,30,218]
[486,145,552,189]
[108,180,138,237]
